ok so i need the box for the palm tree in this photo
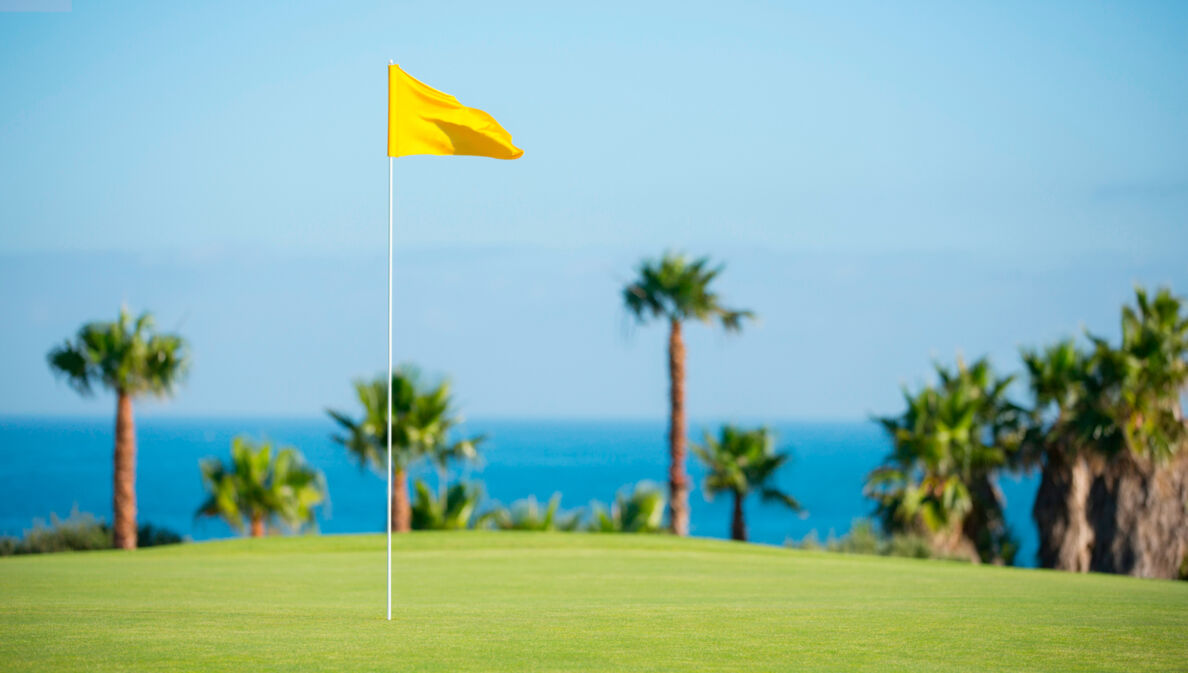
[196,437,326,537]
[328,371,416,533]
[693,425,801,542]
[327,367,483,533]
[1021,287,1188,576]
[46,307,188,549]
[410,480,484,530]
[1020,339,1095,570]
[1091,287,1188,459]
[867,357,1023,563]
[623,253,753,535]
[414,380,484,500]
[586,482,667,533]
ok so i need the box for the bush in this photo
[827,520,883,555]
[788,519,966,562]
[886,532,935,559]
[485,494,582,531]
[137,522,184,548]
[18,509,112,554]
[0,508,184,556]
[795,530,824,551]
[585,482,666,533]
[411,480,485,530]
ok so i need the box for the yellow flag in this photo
[387,64,523,160]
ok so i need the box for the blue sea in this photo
[0,417,1041,564]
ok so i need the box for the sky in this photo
[1,1,1186,420]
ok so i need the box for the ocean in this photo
[0,417,1040,564]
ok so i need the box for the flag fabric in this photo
[387,64,523,160]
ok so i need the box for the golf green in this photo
[1,532,1184,671]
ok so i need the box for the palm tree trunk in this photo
[731,490,747,541]
[1034,447,1094,571]
[668,318,689,536]
[392,467,411,532]
[250,514,265,538]
[112,392,137,550]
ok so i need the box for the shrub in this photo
[137,522,183,548]
[485,494,581,531]
[0,508,183,556]
[411,480,484,530]
[789,519,967,562]
[826,520,883,555]
[886,532,935,559]
[19,509,112,554]
[586,482,666,533]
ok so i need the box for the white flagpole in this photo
[386,149,394,620]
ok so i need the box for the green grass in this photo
[1,533,1185,672]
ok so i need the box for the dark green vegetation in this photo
[196,437,328,538]
[410,480,484,530]
[1021,288,1188,576]
[623,252,754,536]
[585,482,667,533]
[0,509,180,556]
[46,308,189,549]
[2,533,1185,672]
[868,286,1188,577]
[868,357,1022,564]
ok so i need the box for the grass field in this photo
[1,532,1185,672]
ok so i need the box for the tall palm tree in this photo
[867,357,1023,563]
[693,425,801,541]
[623,253,753,535]
[327,367,483,533]
[328,371,416,533]
[47,307,189,549]
[414,379,484,500]
[196,437,326,537]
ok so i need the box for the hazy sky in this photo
[2,1,1186,419]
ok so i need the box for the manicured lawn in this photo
[0,532,1185,672]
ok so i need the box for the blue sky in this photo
[1,1,1186,419]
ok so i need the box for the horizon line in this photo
[0,412,874,424]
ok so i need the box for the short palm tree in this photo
[196,437,327,537]
[693,425,801,541]
[867,357,1023,563]
[586,482,667,533]
[623,253,753,535]
[46,307,188,549]
[327,367,483,532]
[410,479,484,530]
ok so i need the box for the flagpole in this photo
[386,152,394,621]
